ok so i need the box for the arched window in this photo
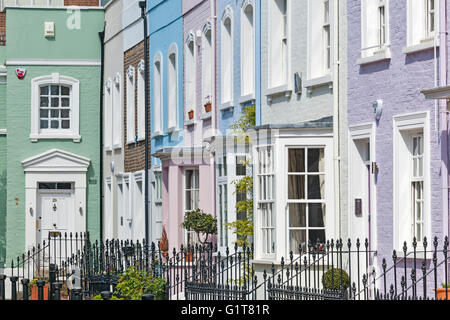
[112,73,122,148]
[153,52,163,134]
[221,7,233,105]
[168,43,178,129]
[30,73,80,142]
[202,22,213,110]
[126,66,136,144]
[268,0,288,88]
[185,33,196,118]
[137,60,145,141]
[241,1,255,98]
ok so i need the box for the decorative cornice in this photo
[105,79,112,90]
[221,5,233,21]
[185,31,196,45]
[127,66,135,80]
[202,21,212,35]
[113,73,121,87]
[241,0,254,9]
[138,60,145,74]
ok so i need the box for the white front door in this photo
[37,185,74,244]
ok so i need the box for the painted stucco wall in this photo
[122,0,143,51]
[4,8,103,261]
[103,0,124,239]
[347,0,445,259]
[149,0,183,166]
[0,82,6,267]
[260,0,334,126]
[182,0,213,147]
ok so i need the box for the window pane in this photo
[289,204,306,228]
[40,86,49,95]
[307,175,325,199]
[61,98,70,107]
[51,98,59,108]
[288,149,305,172]
[236,156,246,176]
[61,120,70,129]
[290,230,306,254]
[51,120,59,129]
[308,148,324,172]
[40,120,48,128]
[309,229,326,245]
[40,97,49,107]
[186,171,193,189]
[185,191,192,210]
[61,109,70,118]
[40,109,48,118]
[288,175,305,199]
[38,183,56,189]
[61,86,70,96]
[309,203,326,228]
[51,109,59,118]
[51,85,59,95]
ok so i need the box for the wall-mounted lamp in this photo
[29,206,33,216]
[373,99,383,120]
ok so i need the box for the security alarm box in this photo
[44,22,55,37]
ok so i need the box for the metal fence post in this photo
[0,274,6,300]
[101,291,112,300]
[10,276,18,300]
[52,282,61,300]
[49,263,57,299]
[36,280,45,300]
[71,287,82,300]
[21,279,30,300]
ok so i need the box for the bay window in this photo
[257,146,275,255]
[287,148,326,254]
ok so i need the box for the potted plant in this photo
[204,96,212,113]
[322,268,350,300]
[182,208,217,262]
[188,109,194,120]
[434,283,450,300]
[29,278,49,300]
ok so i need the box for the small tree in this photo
[182,208,217,245]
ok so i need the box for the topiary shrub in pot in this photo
[322,268,350,299]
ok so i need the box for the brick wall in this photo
[0,12,5,46]
[123,39,151,173]
[64,0,99,6]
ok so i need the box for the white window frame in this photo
[112,73,122,149]
[30,73,80,142]
[240,0,255,100]
[216,154,228,249]
[153,52,163,136]
[393,112,430,251]
[267,0,290,93]
[307,0,332,80]
[167,43,179,131]
[183,168,200,246]
[104,79,112,150]
[137,60,146,141]
[220,6,234,107]
[361,0,390,59]
[185,33,197,119]
[152,169,163,242]
[126,66,136,144]
[202,22,213,113]
[405,0,439,50]
[256,145,276,258]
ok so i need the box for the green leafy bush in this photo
[182,208,217,244]
[114,266,166,300]
[322,268,350,290]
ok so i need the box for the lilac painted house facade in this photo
[347,0,449,277]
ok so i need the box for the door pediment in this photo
[22,149,91,172]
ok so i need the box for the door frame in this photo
[22,149,90,252]
[348,123,377,251]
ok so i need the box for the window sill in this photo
[165,126,179,134]
[304,74,333,89]
[239,93,255,105]
[151,131,164,138]
[200,112,212,120]
[357,48,391,65]
[112,144,122,150]
[219,101,234,112]
[402,38,439,55]
[0,129,6,135]
[30,133,81,143]
[264,84,292,103]
[184,119,196,127]
[136,136,145,142]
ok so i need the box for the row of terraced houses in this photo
[1,0,450,283]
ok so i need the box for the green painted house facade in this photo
[0,7,104,268]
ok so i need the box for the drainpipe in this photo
[210,0,217,220]
[139,1,150,242]
[439,0,449,239]
[99,29,105,241]
[333,0,341,238]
